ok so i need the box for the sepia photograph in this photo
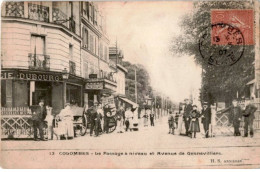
[0,0,260,169]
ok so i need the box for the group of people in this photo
[142,107,155,127]
[170,98,258,139]
[31,99,76,141]
[84,102,138,136]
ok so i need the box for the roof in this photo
[118,97,139,108]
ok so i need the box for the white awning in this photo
[246,79,255,85]
[119,97,139,108]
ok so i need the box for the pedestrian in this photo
[221,99,243,136]
[168,111,174,134]
[96,103,103,134]
[125,107,133,131]
[116,105,125,133]
[88,102,98,136]
[189,105,200,138]
[201,103,211,138]
[243,98,257,137]
[45,105,55,140]
[150,111,155,126]
[143,108,149,127]
[184,99,193,136]
[95,103,103,137]
[57,103,74,140]
[103,104,109,134]
[31,99,47,141]
[175,112,179,129]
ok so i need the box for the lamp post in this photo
[62,68,69,107]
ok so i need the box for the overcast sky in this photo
[99,1,201,103]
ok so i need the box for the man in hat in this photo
[243,98,257,137]
[183,99,192,136]
[116,105,125,133]
[32,99,47,141]
[87,102,98,136]
[201,103,211,138]
[221,99,243,136]
[94,103,103,137]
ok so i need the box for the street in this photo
[1,116,260,168]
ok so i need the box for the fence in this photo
[1,107,49,139]
[1,107,33,138]
[212,98,260,136]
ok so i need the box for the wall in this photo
[1,21,81,77]
[116,69,126,95]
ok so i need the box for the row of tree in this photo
[171,1,255,106]
[121,61,175,110]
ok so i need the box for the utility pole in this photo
[115,38,118,65]
[154,94,157,119]
[135,67,137,103]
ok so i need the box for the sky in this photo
[99,1,202,103]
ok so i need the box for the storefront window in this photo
[32,81,52,106]
[66,84,81,106]
[1,80,6,107]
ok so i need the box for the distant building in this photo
[109,46,138,109]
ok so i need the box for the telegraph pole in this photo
[135,67,137,103]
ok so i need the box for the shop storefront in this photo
[1,69,84,138]
[84,77,117,107]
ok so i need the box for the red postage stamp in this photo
[211,9,254,45]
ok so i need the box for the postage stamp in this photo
[211,9,254,45]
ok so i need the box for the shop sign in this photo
[102,96,115,107]
[1,71,62,81]
[85,82,103,90]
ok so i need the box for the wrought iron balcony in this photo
[69,61,76,75]
[5,2,24,18]
[28,53,50,71]
[28,3,49,22]
[52,8,67,24]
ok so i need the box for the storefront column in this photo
[63,82,66,107]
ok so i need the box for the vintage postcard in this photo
[0,0,260,169]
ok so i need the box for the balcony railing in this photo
[4,3,78,35]
[28,53,50,71]
[28,3,49,22]
[102,72,117,83]
[5,2,24,18]
[69,61,76,75]
[52,8,67,24]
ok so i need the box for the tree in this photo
[170,1,255,105]
[122,61,154,108]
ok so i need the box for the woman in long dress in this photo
[189,105,200,138]
[58,103,74,139]
[143,108,150,127]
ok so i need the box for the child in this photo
[168,111,174,134]
[189,105,200,138]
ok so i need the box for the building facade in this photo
[80,1,117,107]
[1,1,83,115]
[1,1,118,114]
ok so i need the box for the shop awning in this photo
[246,79,255,85]
[118,97,139,108]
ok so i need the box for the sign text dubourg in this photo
[1,71,62,81]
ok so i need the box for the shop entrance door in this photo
[32,82,52,106]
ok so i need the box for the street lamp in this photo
[62,68,69,107]
[62,68,69,80]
